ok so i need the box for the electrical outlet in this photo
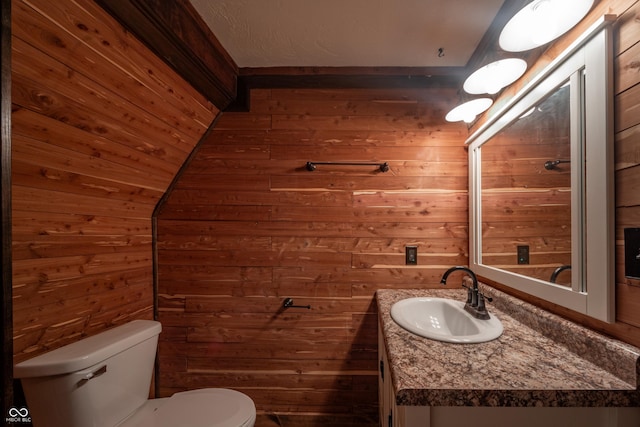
[517,245,529,265]
[625,228,640,279]
[405,246,418,265]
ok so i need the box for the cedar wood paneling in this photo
[7,0,640,425]
[11,0,217,362]
[156,0,640,425]
[610,0,640,342]
[156,87,469,424]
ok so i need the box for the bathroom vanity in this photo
[377,287,640,427]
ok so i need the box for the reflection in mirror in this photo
[480,83,572,287]
[467,17,615,322]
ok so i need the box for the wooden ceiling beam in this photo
[228,66,468,111]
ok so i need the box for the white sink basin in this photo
[390,297,503,344]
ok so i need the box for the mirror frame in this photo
[467,16,615,323]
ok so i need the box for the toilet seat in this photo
[120,389,256,427]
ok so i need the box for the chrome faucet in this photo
[440,266,491,320]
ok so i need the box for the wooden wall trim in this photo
[94,0,238,110]
[230,70,467,112]
[1,0,13,414]
[237,70,466,90]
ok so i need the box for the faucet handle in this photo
[479,291,493,303]
[477,293,487,312]
[476,292,493,312]
[461,284,473,304]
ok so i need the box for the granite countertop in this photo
[377,286,640,407]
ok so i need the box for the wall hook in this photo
[283,298,311,309]
[544,159,570,170]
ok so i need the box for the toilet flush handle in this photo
[76,365,107,387]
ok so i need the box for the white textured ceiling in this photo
[189,0,506,68]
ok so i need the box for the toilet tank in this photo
[14,320,162,427]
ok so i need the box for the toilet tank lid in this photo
[14,320,162,378]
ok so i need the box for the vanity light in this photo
[499,0,595,52]
[445,98,493,123]
[463,58,528,95]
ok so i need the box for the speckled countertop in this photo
[377,286,640,407]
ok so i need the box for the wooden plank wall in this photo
[9,0,640,426]
[474,0,640,347]
[156,87,469,425]
[614,0,640,337]
[11,0,217,362]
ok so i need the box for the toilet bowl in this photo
[13,320,256,427]
[118,389,256,427]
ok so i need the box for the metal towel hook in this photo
[283,298,311,310]
[544,159,570,170]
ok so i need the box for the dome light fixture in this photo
[445,98,493,123]
[463,58,528,95]
[499,0,595,52]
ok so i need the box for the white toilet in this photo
[13,320,256,427]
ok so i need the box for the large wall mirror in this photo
[467,17,615,322]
